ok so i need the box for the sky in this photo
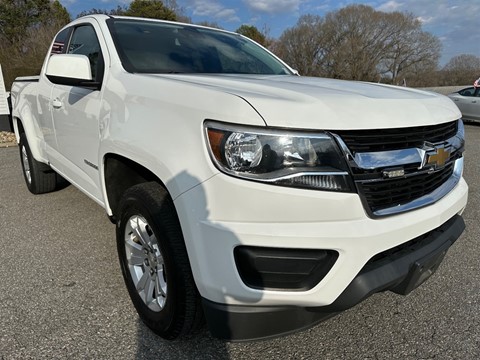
[58,0,480,66]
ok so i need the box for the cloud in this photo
[99,0,131,3]
[243,0,302,14]
[216,8,238,21]
[192,0,240,22]
[376,0,403,12]
[417,16,433,24]
[64,0,131,6]
[100,0,131,3]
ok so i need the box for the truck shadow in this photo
[135,319,230,359]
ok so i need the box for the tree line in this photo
[0,0,477,90]
[0,0,69,88]
[272,6,441,86]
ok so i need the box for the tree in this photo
[51,0,70,25]
[377,12,441,85]
[274,5,441,84]
[236,25,267,46]
[78,0,178,21]
[0,0,69,46]
[0,0,70,89]
[196,21,223,29]
[274,15,325,76]
[163,0,190,22]
[321,5,440,82]
[76,6,125,18]
[124,0,176,21]
[78,0,188,21]
[441,54,480,86]
[320,5,387,80]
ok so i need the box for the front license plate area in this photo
[391,244,449,295]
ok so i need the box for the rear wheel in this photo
[116,182,203,339]
[19,133,61,194]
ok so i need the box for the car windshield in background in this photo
[108,19,292,75]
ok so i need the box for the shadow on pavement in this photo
[135,319,230,360]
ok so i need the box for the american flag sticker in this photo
[51,41,65,54]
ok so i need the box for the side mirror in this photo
[45,54,100,90]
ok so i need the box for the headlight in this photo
[205,121,353,192]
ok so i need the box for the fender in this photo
[12,112,48,165]
[11,80,49,164]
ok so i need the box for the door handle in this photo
[52,98,63,109]
[472,100,477,103]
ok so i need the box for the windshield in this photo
[108,19,292,75]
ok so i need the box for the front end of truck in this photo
[174,117,467,340]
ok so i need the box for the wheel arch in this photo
[13,116,25,140]
[13,115,47,164]
[103,153,169,220]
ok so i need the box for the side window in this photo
[67,25,104,83]
[459,88,474,97]
[50,28,71,55]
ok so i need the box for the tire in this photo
[19,133,60,194]
[116,182,203,339]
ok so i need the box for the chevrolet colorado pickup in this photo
[10,15,468,341]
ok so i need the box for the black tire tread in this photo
[19,133,58,194]
[117,182,204,339]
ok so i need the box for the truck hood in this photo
[154,74,461,130]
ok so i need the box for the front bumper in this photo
[203,215,465,340]
[173,171,468,339]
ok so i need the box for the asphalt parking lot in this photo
[1,126,479,360]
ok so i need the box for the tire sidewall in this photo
[116,189,180,337]
[19,134,35,193]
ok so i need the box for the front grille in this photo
[358,164,454,213]
[334,120,462,216]
[334,121,458,152]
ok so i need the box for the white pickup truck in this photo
[10,15,468,341]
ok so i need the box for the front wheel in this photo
[116,182,203,339]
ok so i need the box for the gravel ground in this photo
[0,131,16,146]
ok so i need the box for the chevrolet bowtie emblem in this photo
[427,147,450,168]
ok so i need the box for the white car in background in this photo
[448,86,480,122]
